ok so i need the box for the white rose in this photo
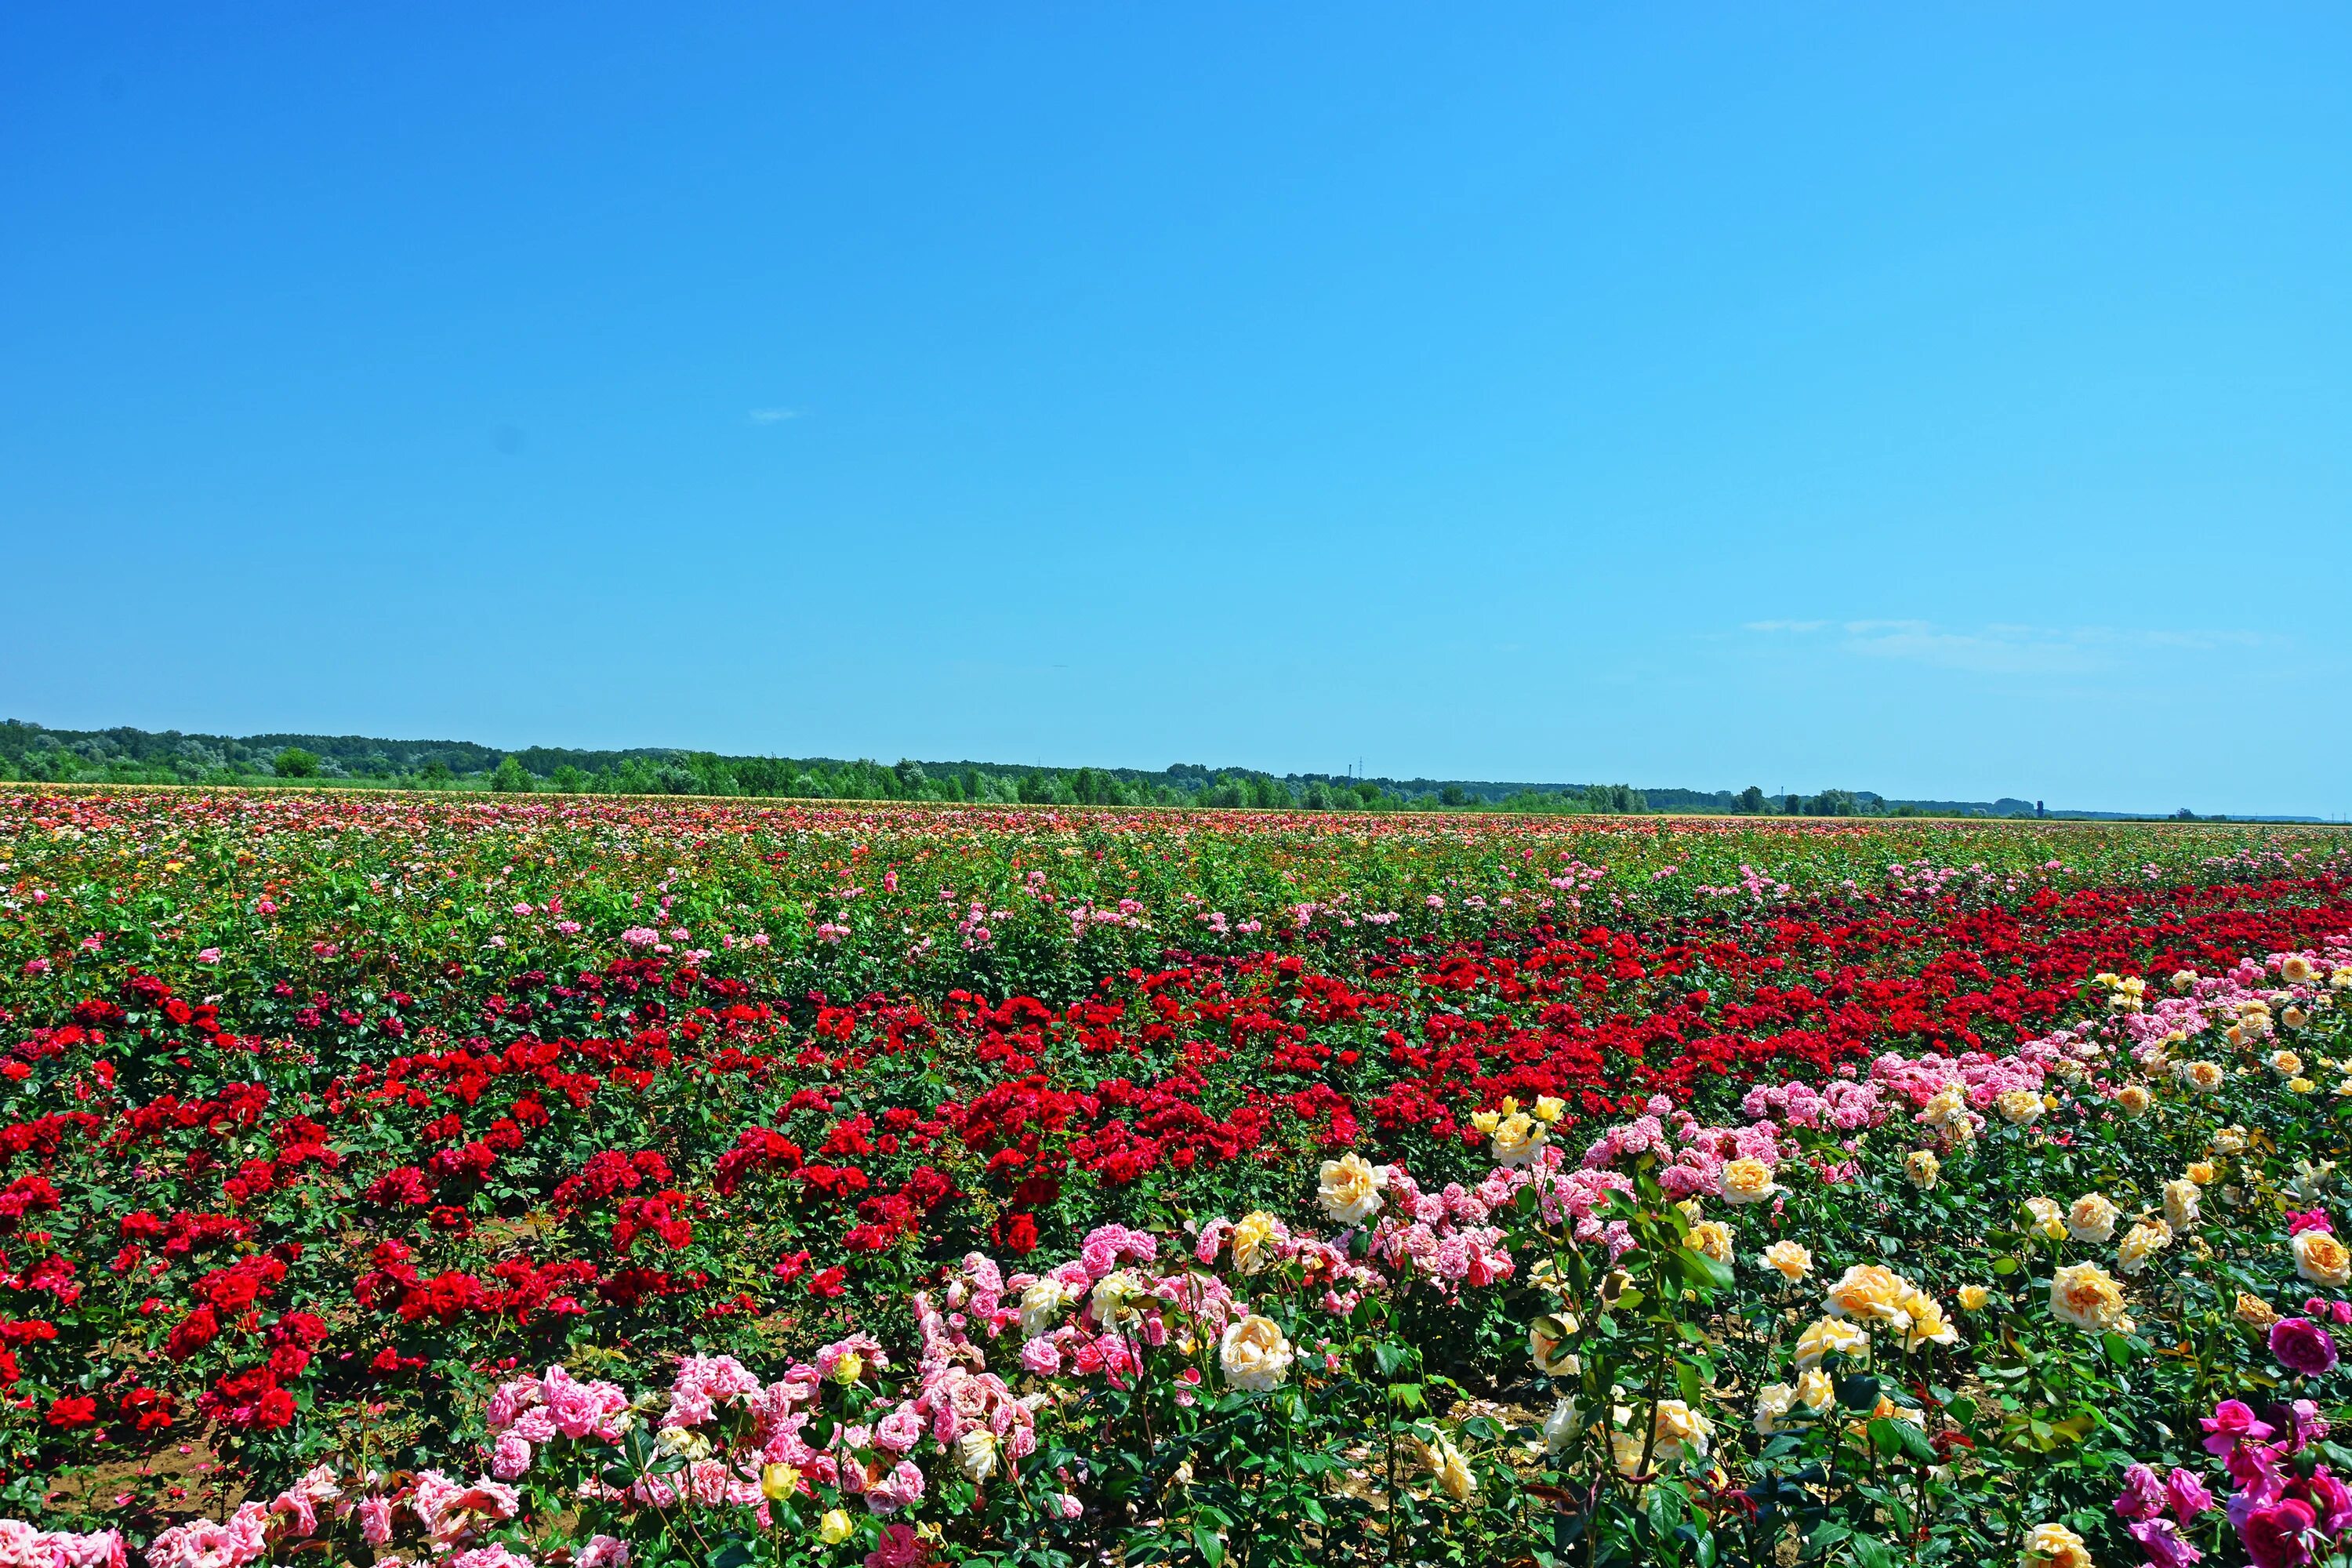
[1218,1314,1295,1392]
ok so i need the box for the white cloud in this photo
[1740,618,2265,676]
[747,407,800,425]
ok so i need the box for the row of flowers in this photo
[2,927,2347,1566]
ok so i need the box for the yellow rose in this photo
[2293,1229,2352,1289]
[2066,1192,2119,1244]
[1997,1088,2045,1126]
[831,1351,865,1385]
[1414,1434,1477,1501]
[1892,1288,1959,1351]
[2176,1060,2226,1093]
[1528,1313,1582,1377]
[1824,1264,1915,1324]
[1218,1314,1295,1392]
[1905,1150,1940,1191]
[1316,1153,1387,1224]
[818,1509,853,1545]
[1793,1367,1834,1410]
[2289,1076,2318,1094]
[1794,1316,1870,1367]
[1760,1240,1813,1282]
[1490,1112,1547,1167]
[2049,1261,2129,1331]
[1957,1284,1991,1312]
[2235,1292,2280,1328]
[1687,1219,1734,1265]
[1920,1086,1971,1131]
[2187,1161,2217,1186]
[760,1463,800,1501]
[2021,1521,2092,1568]
[1531,1094,1566,1124]
[1719,1158,1780,1206]
[2024,1196,2067,1242]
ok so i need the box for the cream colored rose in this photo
[1541,1396,1583,1453]
[1719,1157,1780,1206]
[2282,955,2316,984]
[2271,1050,2305,1078]
[1794,1316,1870,1367]
[2049,1261,2129,1331]
[1229,1211,1279,1274]
[2171,968,2198,992]
[2163,1178,2201,1230]
[1905,1150,1940,1191]
[2066,1192,2119,1244]
[2293,1229,2352,1288]
[1020,1276,1079,1339]
[1920,1086,1969,1129]
[2117,1221,2172,1276]
[1997,1089,2044,1127]
[2020,1521,2092,1568]
[2212,1125,2248,1155]
[1649,1399,1712,1461]
[1091,1269,1149,1330]
[1218,1314,1294,1392]
[2235,1291,2280,1328]
[1751,1383,1796,1435]
[2176,1060,2225,1093]
[1316,1153,1387,1225]
[2113,1083,2151,1116]
[954,1428,1000,1483]
[1686,1219,1733,1265]
[1760,1240,1813,1282]
[2024,1196,2067,1242]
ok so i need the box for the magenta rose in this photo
[2271,1317,2340,1377]
[2240,1498,2318,1568]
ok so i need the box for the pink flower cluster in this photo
[0,1523,127,1568]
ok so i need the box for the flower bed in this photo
[2,790,2350,1566]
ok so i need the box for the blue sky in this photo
[3,5,2347,814]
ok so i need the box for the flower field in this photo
[3,789,2351,1567]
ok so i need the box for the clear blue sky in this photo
[4,5,2347,814]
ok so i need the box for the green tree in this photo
[490,756,533,793]
[273,747,321,779]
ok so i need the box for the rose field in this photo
[3,792,2352,1568]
